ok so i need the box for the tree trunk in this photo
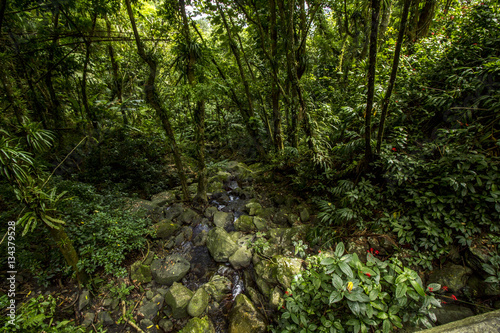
[125,0,190,201]
[49,227,88,286]
[219,4,266,158]
[364,0,381,163]
[82,14,99,134]
[179,0,207,204]
[106,16,128,125]
[270,0,283,151]
[376,0,411,153]
[378,0,392,42]
[0,0,6,34]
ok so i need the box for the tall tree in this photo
[364,0,381,163]
[376,0,411,153]
[125,0,190,201]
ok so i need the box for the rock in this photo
[235,215,256,232]
[164,203,185,221]
[144,251,155,266]
[269,287,283,310]
[138,294,164,320]
[211,171,231,183]
[140,318,158,332]
[229,247,253,270]
[255,275,271,298]
[131,261,152,284]
[287,213,300,225]
[229,294,267,333]
[466,244,492,272]
[208,180,224,194]
[346,237,369,262]
[252,217,267,231]
[103,298,113,307]
[159,318,173,332]
[206,227,238,262]
[275,256,303,289]
[146,291,154,300]
[467,274,500,298]
[179,316,216,333]
[124,198,162,221]
[420,308,500,333]
[193,230,208,247]
[213,211,230,228]
[204,206,218,219]
[180,209,199,225]
[97,311,114,326]
[187,288,210,317]
[154,221,181,239]
[203,275,232,302]
[299,208,310,222]
[183,226,193,241]
[273,211,290,226]
[175,233,185,246]
[245,202,264,216]
[428,263,473,292]
[78,290,90,311]
[151,191,176,206]
[431,304,475,325]
[81,312,95,327]
[254,260,277,285]
[151,254,190,285]
[164,282,194,319]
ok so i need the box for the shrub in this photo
[272,242,441,333]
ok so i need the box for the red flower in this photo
[473,43,477,46]
[428,287,434,292]
[451,295,457,301]
[375,250,379,255]
[370,248,374,253]
[431,32,435,35]
[285,291,289,295]
[318,250,321,253]
[365,273,371,277]
[442,301,447,304]
[442,286,449,291]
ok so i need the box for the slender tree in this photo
[125,0,190,200]
[376,0,412,153]
[364,0,381,163]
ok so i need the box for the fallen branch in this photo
[121,300,145,333]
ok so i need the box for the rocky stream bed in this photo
[73,161,499,333]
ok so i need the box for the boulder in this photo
[179,316,216,333]
[164,282,194,319]
[229,294,267,333]
[164,203,185,221]
[203,275,232,302]
[180,209,199,225]
[151,254,190,285]
[124,198,161,221]
[159,318,173,332]
[151,191,176,206]
[187,288,210,317]
[137,294,164,320]
[235,215,256,232]
[428,263,473,292]
[210,171,231,183]
[299,207,310,222]
[431,304,475,325]
[97,311,114,326]
[245,202,264,216]
[130,261,152,284]
[206,227,238,262]
[204,206,218,219]
[81,312,95,328]
[229,247,253,270]
[275,256,303,289]
[213,211,231,228]
[269,287,283,310]
[140,318,158,333]
[153,221,181,239]
[78,290,90,311]
[252,217,267,231]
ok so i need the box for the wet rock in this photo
[431,304,475,325]
[466,244,492,272]
[140,318,158,332]
[78,290,90,311]
[428,263,473,292]
[164,282,194,319]
[159,318,174,332]
[230,247,253,270]
[253,217,267,231]
[138,294,164,320]
[97,311,114,326]
[151,191,176,206]
[299,207,310,222]
[203,275,232,302]
[187,288,210,317]
[180,209,199,225]
[275,256,303,289]
[255,276,271,298]
[254,260,277,285]
[346,237,369,262]
[175,233,185,246]
[245,202,264,216]
[164,203,185,221]
[81,312,95,327]
[183,226,193,241]
[193,230,208,247]
[204,206,218,219]
[229,294,267,333]
[213,211,230,228]
[151,254,190,285]
[235,215,256,232]
[153,221,181,239]
[130,261,152,284]
[206,227,238,262]
[269,287,283,310]
[179,316,216,333]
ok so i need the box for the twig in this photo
[121,300,145,333]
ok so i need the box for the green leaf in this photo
[395,275,407,284]
[329,291,343,304]
[383,319,392,333]
[347,300,361,315]
[321,257,335,265]
[332,274,343,290]
[335,242,345,257]
[377,312,388,320]
[395,283,407,299]
[338,261,353,278]
[410,280,426,297]
[313,277,321,290]
[369,289,378,301]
